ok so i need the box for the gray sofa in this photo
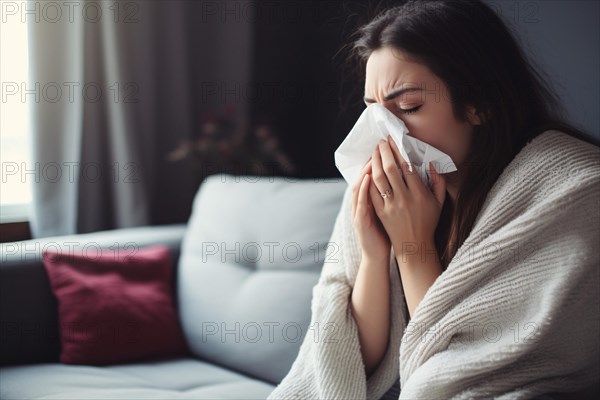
[0,174,349,399]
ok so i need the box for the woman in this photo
[347,0,599,380]
[268,1,599,399]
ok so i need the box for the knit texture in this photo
[267,130,600,399]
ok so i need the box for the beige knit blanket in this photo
[267,130,600,399]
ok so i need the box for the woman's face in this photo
[364,47,481,174]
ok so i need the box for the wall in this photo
[483,0,600,140]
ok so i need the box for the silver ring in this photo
[380,189,393,198]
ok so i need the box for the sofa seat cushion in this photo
[0,357,275,399]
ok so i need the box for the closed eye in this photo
[398,105,422,115]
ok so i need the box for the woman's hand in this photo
[369,135,447,260]
[351,158,392,264]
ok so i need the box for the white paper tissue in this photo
[334,103,457,190]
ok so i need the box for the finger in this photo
[357,173,371,217]
[379,139,406,194]
[353,158,373,219]
[368,174,384,211]
[361,156,373,174]
[386,135,406,176]
[352,175,361,220]
[371,142,393,197]
[362,160,372,175]
[387,135,421,191]
[360,160,373,181]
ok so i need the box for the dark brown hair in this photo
[342,0,598,269]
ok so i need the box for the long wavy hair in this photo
[340,0,598,269]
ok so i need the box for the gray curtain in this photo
[27,0,253,238]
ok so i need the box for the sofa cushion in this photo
[42,244,189,365]
[178,174,347,384]
[0,357,275,399]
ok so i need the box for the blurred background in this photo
[1,0,599,241]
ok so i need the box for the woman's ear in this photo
[466,106,487,126]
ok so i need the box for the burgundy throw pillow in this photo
[42,244,189,365]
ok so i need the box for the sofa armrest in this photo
[0,224,187,366]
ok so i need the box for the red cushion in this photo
[42,244,189,365]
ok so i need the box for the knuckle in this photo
[384,163,397,174]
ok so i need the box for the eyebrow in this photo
[363,87,423,104]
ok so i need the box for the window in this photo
[1,10,31,223]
